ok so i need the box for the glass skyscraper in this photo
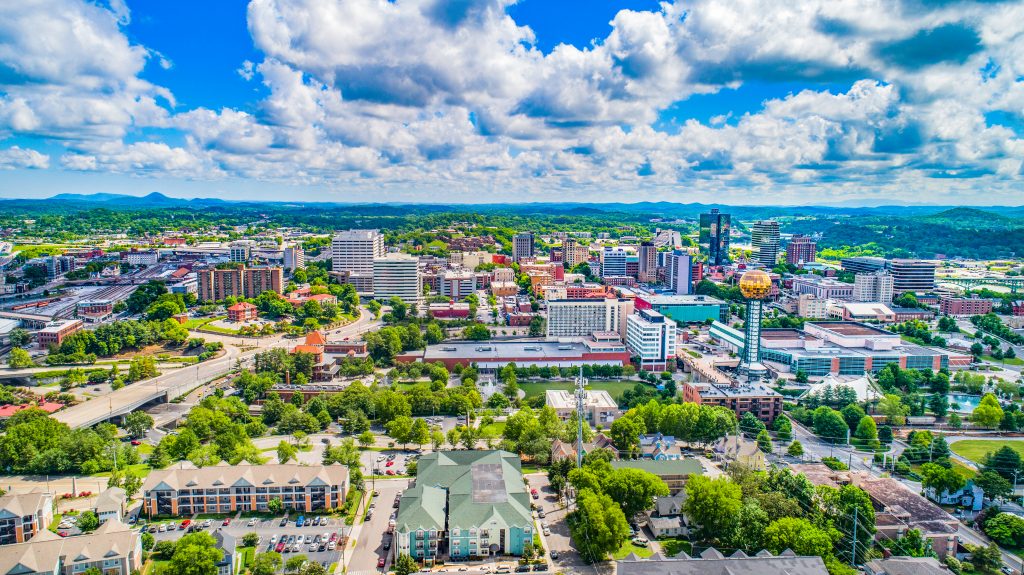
[699,209,730,266]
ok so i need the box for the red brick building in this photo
[939,296,994,317]
[227,302,258,322]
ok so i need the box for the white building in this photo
[665,251,692,295]
[121,250,159,266]
[229,241,253,263]
[751,220,781,267]
[439,270,477,299]
[853,271,894,303]
[600,247,628,278]
[332,230,385,293]
[546,298,630,339]
[373,253,422,303]
[796,294,829,318]
[546,389,619,425]
[450,251,490,270]
[626,309,678,372]
[283,244,305,272]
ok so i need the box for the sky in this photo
[1,0,1024,205]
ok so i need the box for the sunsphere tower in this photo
[738,269,772,381]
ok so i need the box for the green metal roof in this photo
[610,458,704,476]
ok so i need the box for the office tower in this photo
[332,229,385,293]
[890,259,937,293]
[786,235,816,265]
[546,298,631,339]
[229,242,252,263]
[563,238,589,269]
[841,256,888,274]
[637,242,658,283]
[600,247,628,278]
[512,232,535,262]
[698,209,731,265]
[665,251,693,295]
[853,271,894,303]
[373,253,422,303]
[626,309,678,372]
[738,270,772,381]
[751,220,781,267]
[283,245,305,272]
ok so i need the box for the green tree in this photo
[462,323,491,341]
[242,532,260,547]
[921,462,967,497]
[602,468,670,519]
[569,489,630,563]
[975,470,1013,501]
[276,440,297,464]
[683,475,742,543]
[394,554,419,575]
[409,418,430,449]
[965,542,1003,575]
[983,445,1023,481]
[77,510,99,532]
[763,517,838,558]
[812,406,848,444]
[386,416,414,448]
[169,532,223,575]
[854,416,879,450]
[424,322,445,345]
[285,555,309,573]
[878,394,910,425]
[9,328,30,348]
[267,497,283,514]
[124,411,154,438]
[772,415,792,442]
[142,532,155,551]
[358,430,375,447]
[971,393,1004,429]
[250,553,283,575]
[610,416,645,458]
[840,404,866,431]
[984,513,1024,547]
[787,440,804,457]
[756,430,772,453]
[7,347,35,368]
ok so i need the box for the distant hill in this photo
[46,192,228,207]
[921,207,1018,229]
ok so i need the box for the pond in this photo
[948,393,982,414]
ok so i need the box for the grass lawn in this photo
[344,490,365,525]
[137,443,154,457]
[950,440,1024,465]
[183,316,224,330]
[952,460,977,479]
[394,382,431,392]
[612,540,654,560]
[238,546,255,571]
[658,538,692,558]
[519,380,641,402]
[90,462,151,478]
[982,355,1024,366]
[479,421,506,437]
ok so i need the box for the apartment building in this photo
[0,520,142,575]
[244,267,283,297]
[438,270,476,299]
[546,298,631,339]
[332,230,385,293]
[196,266,283,302]
[665,250,692,295]
[142,464,348,517]
[853,271,894,303]
[626,309,678,372]
[37,319,83,347]
[545,389,619,425]
[786,235,817,265]
[283,245,305,272]
[373,253,422,303]
[512,232,534,262]
[939,296,994,316]
[563,237,589,269]
[637,242,658,283]
[0,491,54,545]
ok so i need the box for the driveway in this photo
[347,480,408,575]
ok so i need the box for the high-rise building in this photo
[665,251,692,295]
[512,232,535,262]
[698,209,731,266]
[244,267,283,297]
[600,247,628,278]
[786,235,816,265]
[626,309,678,372]
[750,220,780,267]
[332,230,385,293]
[229,241,252,263]
[373,253,422,303]
[563,238,589,269]
[890,259,937,293]
[546,298,631,339]
[283,245,305,272]
[637,242,658,283]
[853,271,894,303]
[197,266,283,302]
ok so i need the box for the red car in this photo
[386,469,395,476]
[275,541,286,553]
[377,557,386,568]
[385,461,394,467]
[222,519,230,526]
[130,440,141,446]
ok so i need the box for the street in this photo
[347,480,407,575]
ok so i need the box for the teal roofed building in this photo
[395,450,534,562]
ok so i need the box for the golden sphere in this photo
[739,269,772,300]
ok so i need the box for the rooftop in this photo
[641,294,727,305]
[546,389,617,410]
[808,321,894,337]
[142,463,348,492]
[610,458,704,476]
[618,548,829,575]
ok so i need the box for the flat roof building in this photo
[619,547,828,575]
[373,253,422,303]
[634,293,729,324]
[626,309,678,372]
[402,337,629,370]
[332,230,385,294]
[546,298,631,339]
[891,259,937,293]
[546,389,619,426]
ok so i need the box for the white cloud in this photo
[0,146,49,169]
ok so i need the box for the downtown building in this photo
[373,253,422,303]
[546,298,632,339]
[786,235,816,265]
[600,247,628,278]
[939,296,994,316]
[562,237,589,269]
[665,250,693,295]
[698,209,731,266]
[890,259,937,293]
[283,244,305,272]
[791,275,853,300]
[637,241,658,283]
[750,220,780,267]
[853,271,894,303]
[626,308,678,372]
[511,232,535,262]
[196,266,284,302]
[332,229,386,294]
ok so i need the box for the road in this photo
[347,480,407,575]
[52,308,378,429]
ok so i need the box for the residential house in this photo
[395,450,534,561]
[639,434,682,460]
[711,436,767,471]
[609,459,704,495]
[617,547,830,575]
[0,490,54,545]
[0,519,142,575]
[645,494,689,538]
[94,487,127,524]
[865,556,950,575]
[924,481,984,512]
[550,435,615,464]
[213,530,238,575]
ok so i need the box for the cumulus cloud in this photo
[0,0,1023,203]
[0,146,49,170]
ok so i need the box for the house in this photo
[0,490,54,545]
[865,556,949,575]
[924,480,984,512]
[395,450,534,561]
[711,436,767,471]
[212,530,238,575]
[0,519,142,575]
[645,494,689,538]
[94,487,127,524]
[550,435,615,464]
[609,459,704,495]
[226,302,258,322]
[617,547,830,575]
[639,434,682,460]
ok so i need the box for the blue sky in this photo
[0,0,1023,205]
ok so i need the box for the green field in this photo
[611,540,654,559]
[950,440,1024,465]
[982,355,1024,366]
[519,380,641,401]
[183,316,224,330]
[479,421,506,437]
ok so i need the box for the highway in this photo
[51,307,378,429]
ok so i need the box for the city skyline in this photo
[0,0,1022,205]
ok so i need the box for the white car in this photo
[631,537,649,547]
[247,518,257,527]
[543,528,550,536]
[327,541,336,550]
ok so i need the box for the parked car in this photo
[179,519,190,530]
[275,541,287,553]
[296,516,305,527]
[222,518,230,527]
[533,563,549,572]
[279,517,288,527]
[247,518,257,527]
[631,537,649,547]
[377,557,386,568]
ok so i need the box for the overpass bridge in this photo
[938,276,1024,293]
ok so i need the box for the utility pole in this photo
[851,506,859,565]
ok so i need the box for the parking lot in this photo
[141,513,345,571]
[359,449,418,478]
